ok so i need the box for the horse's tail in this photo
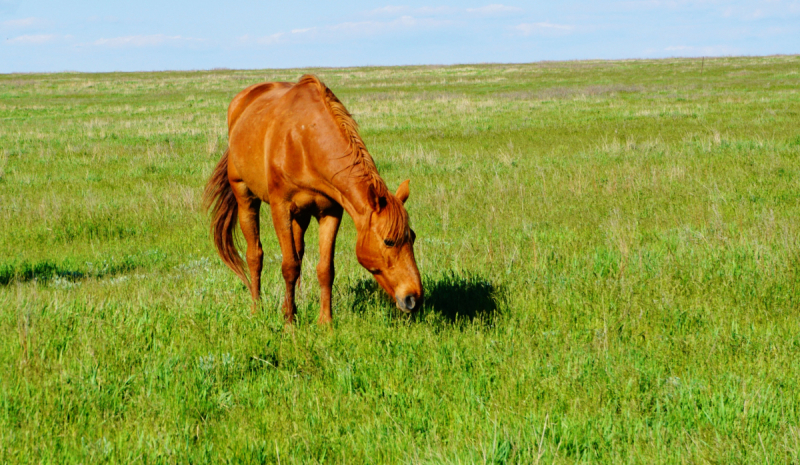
[202,148,249,287]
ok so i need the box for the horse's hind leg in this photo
[231,181,263,313]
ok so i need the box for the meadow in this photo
[1,55,799,463]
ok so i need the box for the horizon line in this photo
[1,53,797,76]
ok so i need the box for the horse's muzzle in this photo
[396,293,422,313]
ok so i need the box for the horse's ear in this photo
[395,179,410,204]
[367,184,386,212]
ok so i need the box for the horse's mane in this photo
[298,74,409,245]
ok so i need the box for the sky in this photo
[1,0,798,73]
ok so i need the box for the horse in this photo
[202,74,423,324]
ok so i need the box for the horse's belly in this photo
[291,190,338,216]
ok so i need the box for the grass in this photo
[1,55,800,463]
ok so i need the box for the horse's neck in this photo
[306,102,381,228]
[325,168,378,228]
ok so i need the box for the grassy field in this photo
[1,55,799,463]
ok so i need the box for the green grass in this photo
[1,55,800,463]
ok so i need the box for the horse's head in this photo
[356,179,423,312]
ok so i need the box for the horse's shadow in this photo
[0,259,136,286]
[348,272,502,324]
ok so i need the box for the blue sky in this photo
[1,1,798,73]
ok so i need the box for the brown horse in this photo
[203,75,423,323]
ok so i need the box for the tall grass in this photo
[1,56,799,463]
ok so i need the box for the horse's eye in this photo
[383,239,395,247]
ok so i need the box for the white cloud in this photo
[514,22,574,36]
[7,34,63,44]
[722,2,800,20]
[92,34,203,47]
[2,17,46,28]
[239,14,451,47]
[328,15,451,34]
[467,4,524,15]
[623,0,800,18]
[241,14,454,49]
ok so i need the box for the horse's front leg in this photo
[270,202,308,323]
[316,208,342,324]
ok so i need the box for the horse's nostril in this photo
[396,294,421,312]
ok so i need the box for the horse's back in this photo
[227,75,345,209]
[227,81,293,132]
[226,81,293,197]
